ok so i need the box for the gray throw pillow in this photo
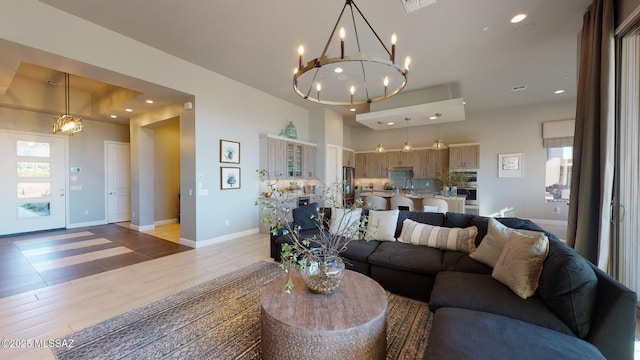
[292,202,319,231]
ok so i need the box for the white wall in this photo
[350,99,576,221]
[0,1,310,245]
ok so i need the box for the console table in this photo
[261,270,388,360]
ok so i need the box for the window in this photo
[545,147,572,202]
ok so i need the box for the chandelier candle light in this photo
[293,0,411,106]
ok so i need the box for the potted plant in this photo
[435,169,466,194]
[256,169,371,294]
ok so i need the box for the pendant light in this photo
[52,72,83,135]
[402,117,414,152]
[431,113,447,150]
[375,121,385,153]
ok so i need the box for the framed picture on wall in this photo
[498,153,523,178]
[221,167,241,189]
[220,139,240,164]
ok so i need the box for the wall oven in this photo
[455,171,478,206]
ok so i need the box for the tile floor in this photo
[0,224,191,298]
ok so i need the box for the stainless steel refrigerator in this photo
[343,166,355,205]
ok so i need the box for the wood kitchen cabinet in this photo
[355,152,387,178]
[449,144,479,170]
[259,135,317,179]
[426,149,449,178]
[412,150,428,178]
[387,151,413,168]
[343,148,355,167]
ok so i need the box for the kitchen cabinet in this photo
[287,142,303,178]
[259,135,317,179]
[355,152,387,178]
[449,144,479,170]
[387,151,413,168]
[426,149,449,178]
[303,145,316,178]
[412,150,428,178]
[262,136,287,177]
[343,148,355,167]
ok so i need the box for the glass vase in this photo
[300,249,345,294]
[284,121,297,139]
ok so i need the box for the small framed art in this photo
[220,139,240,164]
[498,153,523,178]
[221,167,241,189]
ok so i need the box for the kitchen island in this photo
[358,190,466,213]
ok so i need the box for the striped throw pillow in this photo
[397,219,478,253]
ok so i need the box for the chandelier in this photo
[293,0,410,106]
[52,72,83,135]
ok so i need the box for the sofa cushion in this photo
[424,308,605,360]
[538,238,598,338]
[292,202,319,231]
[365,209,399,241]
[471,216,550,246]
[395,211,445,238]
[430,271,574,335]
[441,251,492,274]
[444,212,473,228]
[328,207,362,238]
[470,218,544,268]
[368,241,442,275]
[397,219,477,253]
[341,240,381,262]
[492,231,549,299]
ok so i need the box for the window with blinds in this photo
[543,120,574,202]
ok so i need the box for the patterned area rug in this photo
[53,261,432,359]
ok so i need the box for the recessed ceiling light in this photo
[146,99,154,104]
[110,115,117,118]
[387,122,394,126]
[335,67,344,73]
[554,89,565,94]
[482,26,490,31]
[349,108,356,112]
[511,13,527,23]
[429,116,437,120]
[125,108,133,112]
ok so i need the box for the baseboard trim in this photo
[155,218,179,226]
[67,219,108,229]
[131,223,155,231]
[179,228,260,248]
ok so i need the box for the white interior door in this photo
[106,142,131,223]
[0,131,66,235]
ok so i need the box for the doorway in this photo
[106,141,131,223]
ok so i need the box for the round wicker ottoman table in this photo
[260,270,388,360]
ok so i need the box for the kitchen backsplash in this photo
[356,174,437,191]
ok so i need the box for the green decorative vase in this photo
[284,121,297,139]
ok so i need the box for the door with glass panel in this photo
[0,131,66,235]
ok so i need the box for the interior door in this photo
[0,131,66,235]
[106,142,131,223]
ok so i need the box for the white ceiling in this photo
[31,0,591,126]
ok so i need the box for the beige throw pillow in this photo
[470,218,543,268]
[329,208,362,239]
[397,219,477,253]
[492,231,549,299]
[365,209,399,241]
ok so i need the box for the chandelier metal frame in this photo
[293,0,409,106]
[52,72,83,135]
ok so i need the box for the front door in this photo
[0,131,66,235]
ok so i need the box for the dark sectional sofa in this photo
[271,208,637,360]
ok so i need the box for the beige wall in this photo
[153,120,180,222]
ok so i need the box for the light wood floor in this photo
[0,229,272,360]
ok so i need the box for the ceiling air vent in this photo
[511,85,528,92]
[401,0,436,14]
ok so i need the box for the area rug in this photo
[53,261,432,359]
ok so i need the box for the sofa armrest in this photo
[586,264,637,360]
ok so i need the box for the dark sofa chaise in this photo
[271,208,637,360]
